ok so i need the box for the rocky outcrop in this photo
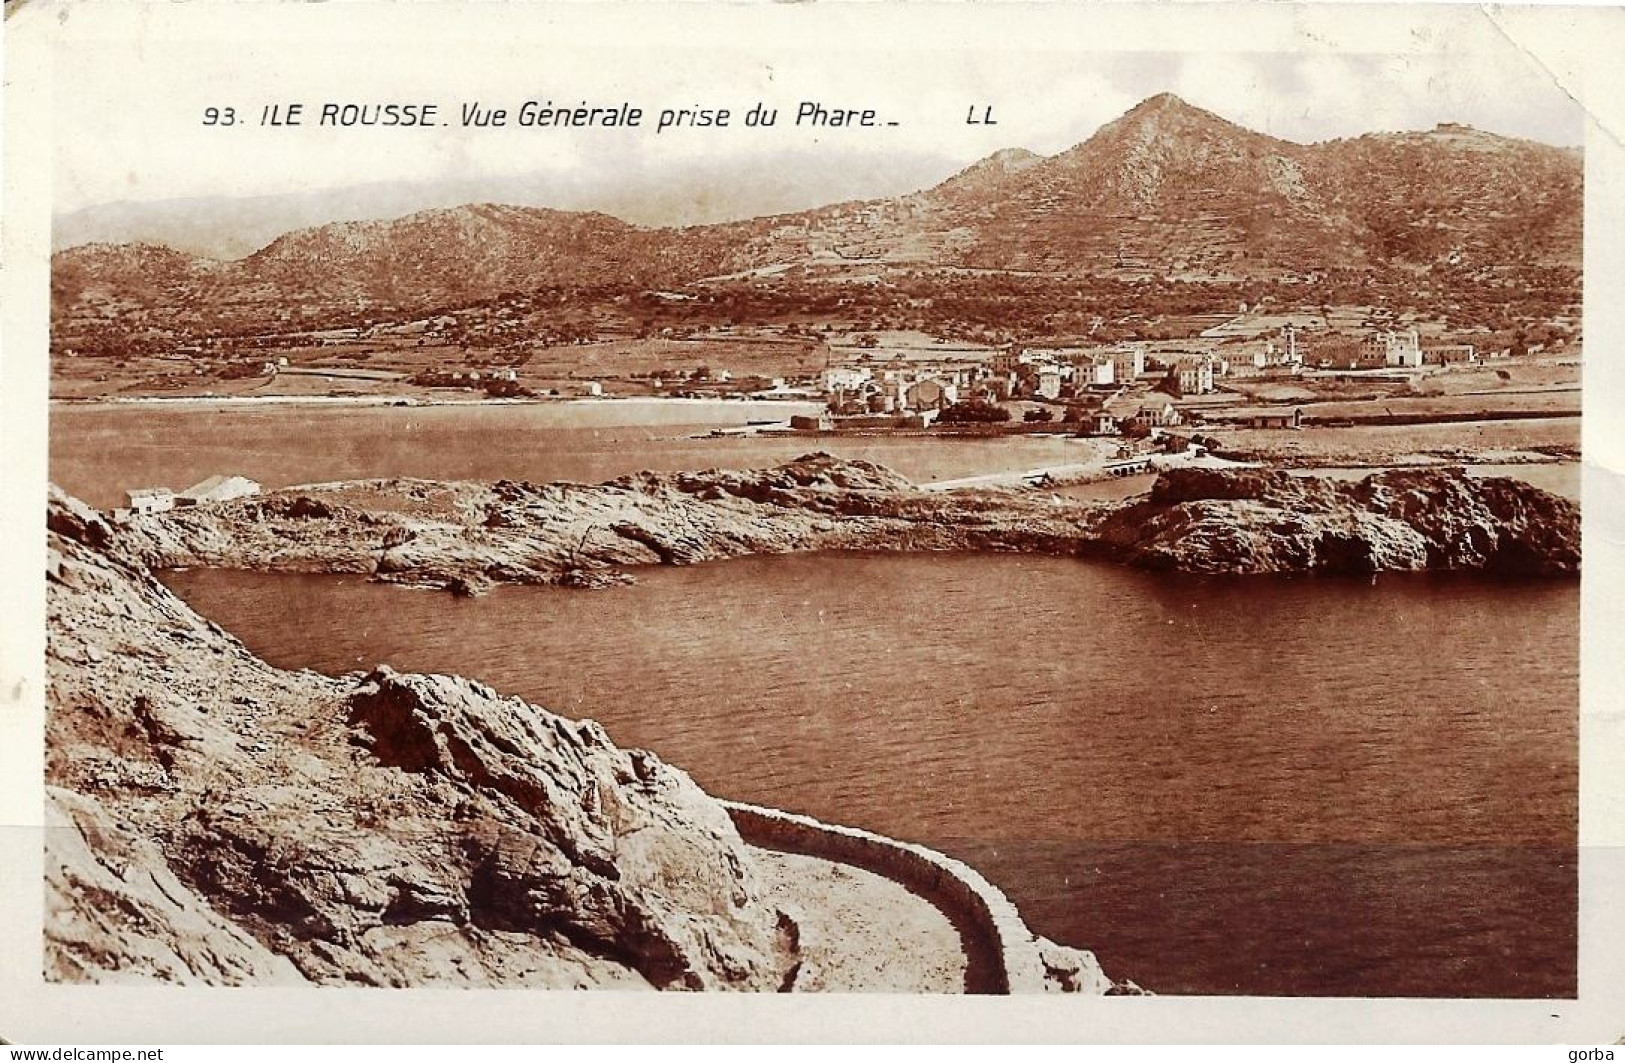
[1091,466,1580,576]
[47,483,1117,991]
[46,488,797,988]
[45,786,306,986]
[116,456,1579,590]
[116,454,1099,593]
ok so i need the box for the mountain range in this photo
[53,93,1582,340]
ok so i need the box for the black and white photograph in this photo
[4,0,1625,1045]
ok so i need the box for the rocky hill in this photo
[1308,125,1582,271]
[51,94,1581,339]
[53,205,737,336]
[913,93,1362,276]
[917,96,1581,277]
[240,203,733,307]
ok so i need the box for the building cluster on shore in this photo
[786,322,1507,437]
[802,339,1267,436]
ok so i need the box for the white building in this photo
[1082,410,1119,436]
[1173,356,1216,395]
[1137,397,1182,428]
[1019,345,1070,365]
[1110,395,1182,429]
[1277,327,1303,366]
[1382,328,1424,368]
[1075,356,1116,388]
[125,487,174,515]
[821,366,873,392]
[176,476,260,507]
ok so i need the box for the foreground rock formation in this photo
[45,486,1112,991]
[48,489,792,988]
[118,455,1580,592]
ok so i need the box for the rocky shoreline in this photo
[43,456,1577,991]
[118,454,1580,594]
[44,485,1112,992]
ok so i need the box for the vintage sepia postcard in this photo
[3,0,1625,1045]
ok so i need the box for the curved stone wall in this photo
[721,799,1048,993]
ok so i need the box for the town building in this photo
[1310,331,1403,370]
[1221,348,1268,376]
[822,366,873,392]
[990,347,1023,375]
[1080,410,1119,436]
[1277,327,1303,366]
[1110,344,1149,383]
[176,475,261,507]
[1019,345,1077,365]
[125,487,175,515]
[1134,397,1182,428]
[1313,327,1425,370]
[1379,328,1424,368]
[1108,395,1182,430]
[1423,343,1478,365]
[1074,356,1116,389]
[975,377,1015,402]
[1307,336,1367,370]
[1172,356,1216,395]
[903,378,958,410]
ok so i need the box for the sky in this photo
[47,4,1587,226]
